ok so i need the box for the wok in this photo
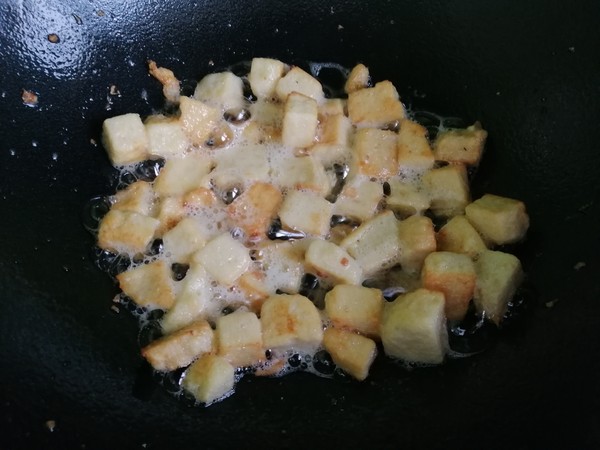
[1,0,599,448]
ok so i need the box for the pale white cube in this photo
[182,354,235,405]
[162,217,211,263]
[353,128,398,179]
[282,92,318,148]
[334,179,383,222]
[145,116,190,158]
[102,113,149,166]
[423,164,470,217]
[275,66,324,103]
[347,81,406,128]
[309,144,352,167]
[319,114,353,147]
[344,63,370,94]
[248,57,287,99]
[154,155,213,197]
[258,240,308,294]
[116,260,175,310]
[179,96,221,146]
[194,71,245,112]
[385,180,430,217]
[98,209,159,255]
[211,144,270,191]
[279,190,333,237]
[397,215,437,274]
[112,180,155,216]
[274,155,330,195]
[305,240,363,285]
[193,233,251,286]
[216,310,264,367]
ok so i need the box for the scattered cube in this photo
[324,284,383,338]
[155,196,185,234]
[279,189,333,237]
[319,114,353,146]
[117,260,175,310]
[98,209,159,254]
[465,194,530,245]
[211,144,270,191]
[154,155,213,197]
[397,119,435,174]
[179,96,221,146]
[340,210,402,276]
[423,164,470,217]
[260,294,323,352]
[353,128,398,179]
[344,63,370,94]
[334,179,383,222]
[474,250,523,324]
[250,99,284,128]
[347,81,406,128]
[433,122,488,166]
[182,354,235,405]
[380,288,447,364]
[274,155,330,195]
[194,71,245,112]
[145,115,189,158]
[112,180,155,216]
[142,319,214,372]
[183,187,218,211]
[227,182,282,241]
[385,180,430,217]
[102,113,149,165]
[323,328,377,381]
[397,215,437,274]
[216,310,264,367]
[161,263,211,334]
[193,233,251,286]
[282,92,319,148]
[275,66,324,103]
[258,240,308,294]
[421,251,476,321]
[236,271,271,311]
[437,215,487,259]
[248,57,287,99]
[305,240,363,285]
[319,98,345,117]
[309,144,352,167]
[162,216,211,263]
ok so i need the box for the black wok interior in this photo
[1,0,600,448]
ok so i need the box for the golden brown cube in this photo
[423,164,470,217]
[323,328,377,381]
[227,182,282,241]
[344,63,370,94]
[347,81,406,128]
[433,123,488,166]
[117,259,176,310]
[353,128,398,180]
[397,215,437,274]
[465,194,530,245]
[111,180,155,216]
[324,284,384,338]
[182,354,235,405]
[397,119,435,174]
[179,96,222,146]
[437,215,487,259]
[98,209,159,255]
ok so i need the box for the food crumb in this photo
[21,89,38,106]
[47,33,60,43]
[90,138,97,146]
[208,60,215,67]
[109,85,120,96]
[337,24,344,30]
[111,305,120,314]
[573,261,586,270]
[45,419,56,432]
[545,299,559,308]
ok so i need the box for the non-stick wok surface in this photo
[1,0,600,448]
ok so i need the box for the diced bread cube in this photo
[344,63,370,94]
[183,187,218,211]
[182,354,235,405]
[274,155,330,195]
[112,180,155,216]
[155,196,185,234]
[193,233,251,286]
[437,215,487,259]
[102,113,149,165]
[162,217,211,263]
[423,164,470,217]
[397,119,435,174]
[324,284,383,337]
[241,121,281,144]
[433,123,488,166]
[275,66,324,103]
[250,99,284,128]
[145,116,189,158]
[421,251,476,321]
[248,57,287,99]
[260,294,323,352]
[179,96,221,146]
[161,263,211,334]
[385,180,430,217]
[211,144,270,191]
[340,210,402,276]
[334,179,383,222]
[309,144,352,167]
[323,328,377,381]
[474,250,523,324]
[279,190,333,237]
[227,182,282,241]
[319,98,345,117]
[397,215,437,274]
[216,310,264,367]
[319,114,352,146]
[258,240,308,294]
[154,155,213,197]
[347,81,406,128]
[465,194,529,245]
[305,240,363,285]
[380,288,447,364]
[98,209,159,254]
[236,271,270,311]
[117,260,175,310]
[282,93,318,148]
[142,320,214,372]
[194,72,245,112]
[353,128,398,179]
